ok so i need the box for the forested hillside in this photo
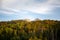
[0,19,60,40]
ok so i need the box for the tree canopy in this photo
[0,19,60,40]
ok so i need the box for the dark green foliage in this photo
[0,20,60,40]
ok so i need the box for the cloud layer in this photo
[1,0,60,14]
[0,0,60,21]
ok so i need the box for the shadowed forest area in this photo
[0,19,60,40]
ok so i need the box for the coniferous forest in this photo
[0,19,60,40]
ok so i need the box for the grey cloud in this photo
[1,0,60,14]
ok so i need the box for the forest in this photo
[0,19,60,40]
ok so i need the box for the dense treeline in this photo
[0,19,60,40]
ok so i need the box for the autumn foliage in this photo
[0,19,60,40]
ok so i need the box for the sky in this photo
[0,0,60,21]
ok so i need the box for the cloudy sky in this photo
[0,0,60,21]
